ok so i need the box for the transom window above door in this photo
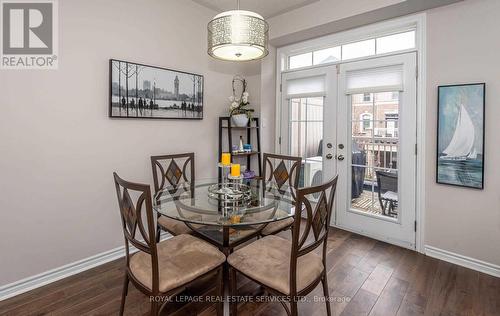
[288,30,416,70]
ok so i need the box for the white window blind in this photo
[345,65,403,95]
[285,75,326,98]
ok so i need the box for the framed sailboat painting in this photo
[437,83,485,189]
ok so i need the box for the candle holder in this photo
[217,163,232,193]
[228,174,244,183]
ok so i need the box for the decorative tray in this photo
[207,182,252,204]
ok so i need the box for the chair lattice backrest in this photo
[151,153,195,193]
[113,173,160,292]
[289,176,338,293]
[376,170,398,194]
[263,153,301,198]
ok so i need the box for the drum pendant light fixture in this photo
[207,0,269,61]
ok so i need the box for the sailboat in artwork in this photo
[440,104,476,161]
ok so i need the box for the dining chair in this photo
[260,153,302,236]
[228,175,338,316]
[375,170,398,217]
[113,173,225,316]
[151,153,195,237]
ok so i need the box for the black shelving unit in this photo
[218,116,262,178]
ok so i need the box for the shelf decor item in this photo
[238,136,244,152]
[229,76,254,127]
[437,83,485,189]
[109,59,203,119]
[243,169,256,179]
[207,0,269,61]
[218,116,262,180]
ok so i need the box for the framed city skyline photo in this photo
[437,83,485,189]
[109,59,203,119]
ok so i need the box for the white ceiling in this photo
[191,0,320,18]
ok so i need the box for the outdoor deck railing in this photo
[353,136,398,181]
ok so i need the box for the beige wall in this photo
[0,0,257,286]
[425,0,500,265]
[267,0,404,40]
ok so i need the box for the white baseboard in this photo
[425,245,500,278]
[0,232,171,301]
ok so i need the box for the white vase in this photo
[231,114,249,127]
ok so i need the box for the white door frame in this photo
[275,13,427,252]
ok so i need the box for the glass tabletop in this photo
[153,178,296,227]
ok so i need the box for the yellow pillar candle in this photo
[221,153,231,166]
[231,164,241,177]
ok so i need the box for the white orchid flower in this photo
[231,101,239,109]
[242,96,248,104]
[243,92,249,97]
[229,95,235,102]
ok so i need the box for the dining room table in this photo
[153,177,296,254]
[153,177,296,314]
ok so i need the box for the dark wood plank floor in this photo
[1,228,499,316]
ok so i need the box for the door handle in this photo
[337,154,345,161]
[326,154,333,159]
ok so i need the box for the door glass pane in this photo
[306,97,324,121]
[342,39,375,60]
[351,166,373,213]
[289,97,324,188]
[290,121,306,158]
[351,93,373,122]
[350,92,399,219]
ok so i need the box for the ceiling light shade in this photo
[208,9,269,61]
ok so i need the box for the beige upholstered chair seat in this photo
[157,215,193,235]
[130,234,225,293]
[261,217,294,235]
[227,235,324,295]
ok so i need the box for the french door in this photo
[280,66,337,221]
[279,53,417,248]
[336,53,417,249]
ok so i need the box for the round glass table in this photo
[153,178,296,254]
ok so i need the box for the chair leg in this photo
[290,299,298,316]
[156,224,161,243]
[382,200,389,215]
[216,267,224,316]
[150,300,159,316]
[321,274,332,316]
[119,273,129,316]
[230,267,238,316]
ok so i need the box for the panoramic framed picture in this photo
[436,83,485,189]
[109,59,203,119]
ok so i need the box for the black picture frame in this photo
[436,83,485,189]
[109,59,204,120]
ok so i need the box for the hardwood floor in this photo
[1,228,499,316]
